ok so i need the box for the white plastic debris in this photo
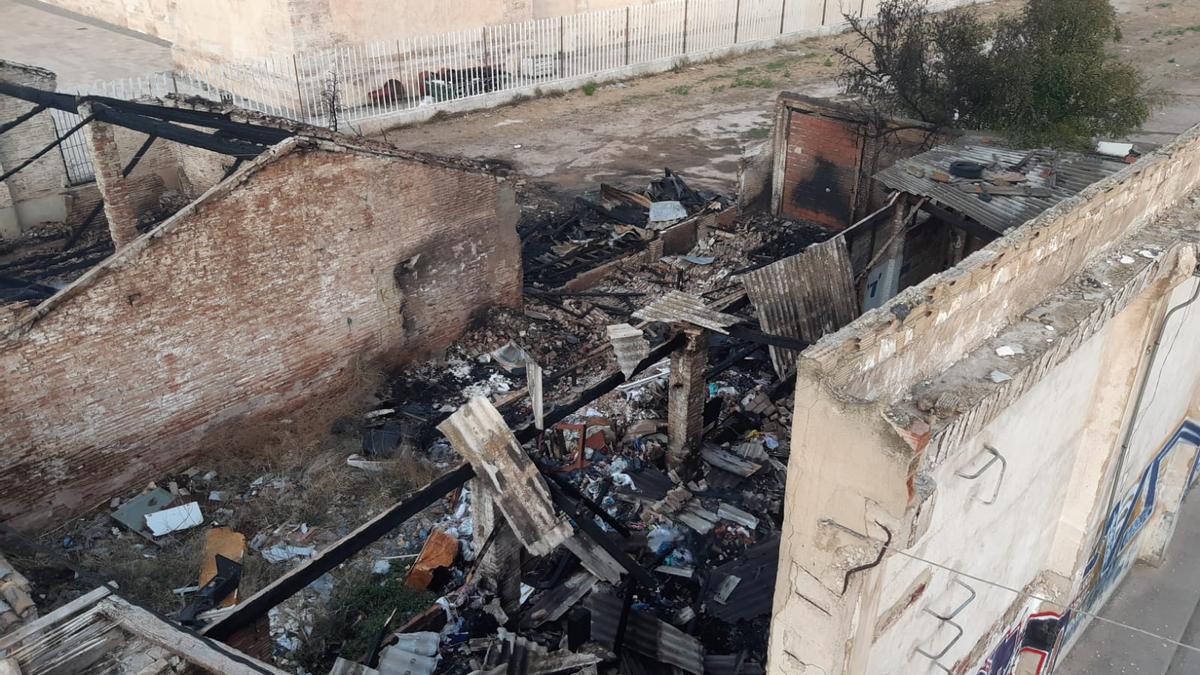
[1119,255,1135,264]
[714,575,742,604]
[261,545,316,563]
[988,370,1013,384]
[373,560,391,575]
[144,502,203,537]
[208,491,223,501]
[1096,141,1133,158]
[346,454,386,472]
[647,525,684,554]
[995,345,1025,357]
[1139,249,1157,259]
[649,200,688,223]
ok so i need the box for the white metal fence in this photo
[58,0,890,133]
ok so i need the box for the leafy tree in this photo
[836,0,1161,147]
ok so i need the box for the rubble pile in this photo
[521,169,732,289]
[12,168,849,675]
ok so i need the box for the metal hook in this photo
[914,610,964,672]
[926,579,977,621]
[956,445,1007,505]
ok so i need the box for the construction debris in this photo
[404,529,460,590]
[144,502,203,537]
[0,553,36,632]
[18,165,819,674]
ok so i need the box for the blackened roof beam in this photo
[0,80,291,152]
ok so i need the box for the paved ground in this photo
[0,0,171,89]
[1058,493,1200,675]
[380,0,1200,197]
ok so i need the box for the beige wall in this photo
[769,123,1200,674]
[0,60,68,238]
[35,0,174,41]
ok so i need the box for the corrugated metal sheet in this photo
[741,236,858,377]
[704,655,767,675]
[519,571,598,629]
[875,145,1127,235]
[589,592,705,674]
[704,537,780,623]
[633,290,742,334]
[607,323,650,378]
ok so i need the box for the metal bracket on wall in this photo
[927,579,977,621]
[956,445,1007,505]
[916,607,964,667]
[914,579,977,672]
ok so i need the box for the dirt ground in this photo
[378,0,1200,197]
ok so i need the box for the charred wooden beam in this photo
[202,463,475,641]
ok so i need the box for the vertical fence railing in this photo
[48,109,95,185]
[60,0,887,136]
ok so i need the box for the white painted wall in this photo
[865,319,1114,673]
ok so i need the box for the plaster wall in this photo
[769,124,1200,675]
[862,287,1171,674]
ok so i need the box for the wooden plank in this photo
[200,527,246,608]
[202,464,474,641]
[438,399,573,557]
[0,587,111,651]
[99,596,289,675]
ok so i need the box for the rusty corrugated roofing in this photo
[632,290,741,334]
[875,145,1128,235]
[741,237,858,377]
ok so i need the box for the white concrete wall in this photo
[769,125,1200,674]
[863,278,1196,673]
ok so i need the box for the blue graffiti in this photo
[985,421,1199,674]
[1080,420,1200,613]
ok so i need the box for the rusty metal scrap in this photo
[741,236,858,377]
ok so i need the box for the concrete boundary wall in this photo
[0,136,522,530]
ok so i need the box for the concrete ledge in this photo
[885,216,1200,465]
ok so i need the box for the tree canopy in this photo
[836,0,1160,147]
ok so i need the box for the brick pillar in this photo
[78,103,138,249]
[667,325,709,471]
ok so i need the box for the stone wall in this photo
[0,137,522,530]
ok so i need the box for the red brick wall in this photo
[0,139,521,529]
[779,111,864,230]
